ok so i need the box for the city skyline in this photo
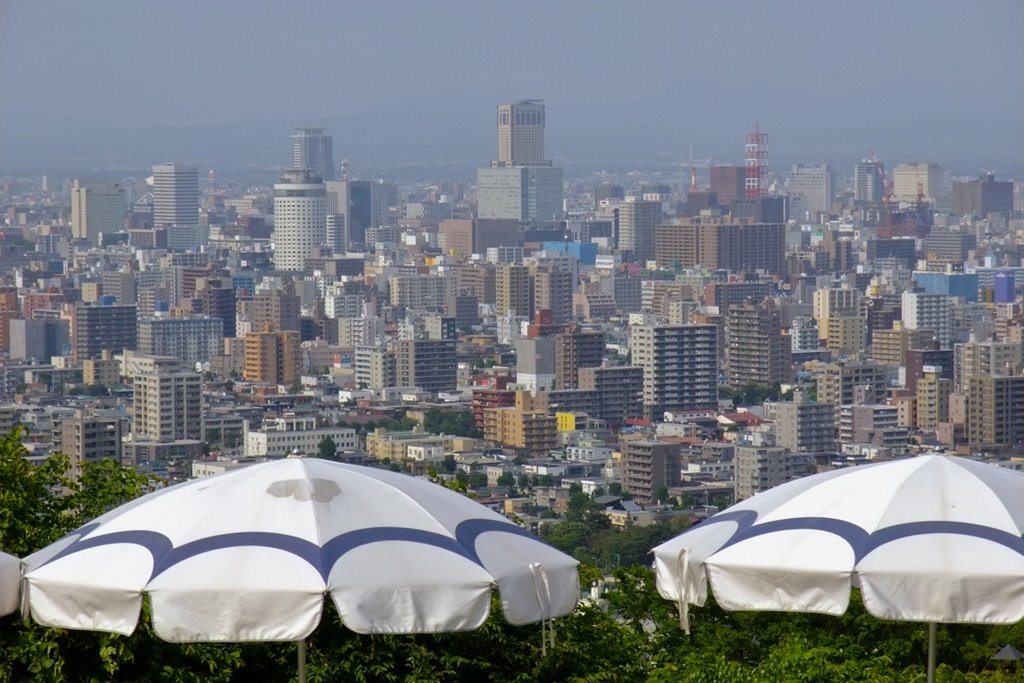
[0,1,1021,170]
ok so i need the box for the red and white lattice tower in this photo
[744,124,768,199]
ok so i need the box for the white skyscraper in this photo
[152,162,204,250]
[273,170,326,271]
[787,164,833,221]
[71,180,126,246]
[152,163,199,228]
[291,128,335,181]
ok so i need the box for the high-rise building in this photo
[253,288,302,333]
[496,100,546,166]
[291,128,335,181]
[71,180,126,246]
[132,366,202,444]
[952,174,1015,218]
[9,318,70,362]
[396,339,457,393]
[577,365,644,429]
[786,164,833,221]
[68,302,138,363]
[137,315,224,367]
[735,446,809,500]
[53,410,124,474]
[514,336,555,392]
[709,166,747,206]
[495,265,532,318]
[621,439,681,505]
[966,375,1024,449]
[325,179,396,250]
[476,166,564,221]
[554,328,605,390]
[617,199,662,263]
[770,390,836,455]
[630,324,719,420]
[654,214,785,274]
[477,100,563,221]
[244,330,301,385]
[273,170,326,271]
[532,262,575,325]
[725,300,792,387]
[901,291,953,348]
[892,162,945,205]
[152,162,199,229]
[854,159,885,205]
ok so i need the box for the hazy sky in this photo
[2,0,1021,127]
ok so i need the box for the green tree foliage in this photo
[317,435,338,461]
[719,382,783,406]
[423,409,483,439]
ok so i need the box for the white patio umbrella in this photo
[0,551,19,617]
[653,455,1024,683]
[22,458,579,681]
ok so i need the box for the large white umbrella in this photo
[0,551,19,617]
[653,455,1024,683]
[23,458,579,680]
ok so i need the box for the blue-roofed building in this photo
[912,271,978,303]
[542,241,597,266]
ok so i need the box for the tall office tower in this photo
[952,174,1015,218]
[854,159,886,205]
[153,162,204,249]
[273,170,326,271]
[396,339,457,393]
[325,179,396,250]
[786,164,833,221]
[68,302,138,363]
[630,324,719,421]
[152,163,199,228]
[132,367,203,442]
[892,162,945,205]
[495,264,532,318]
[477,100,563,221]
[709,166,747,206]
[291,128,335,181]
[195,282,237,338]
[71,180,126,246]
[244,329,301,385]
[725,301,792,388]
[617,198,662,263]
[902,290,953,348]
[496,100,546,166]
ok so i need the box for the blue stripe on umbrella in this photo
[687,510,1024,563]
[34,518,546,583]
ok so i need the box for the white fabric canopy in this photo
[654,455,1024,626]
[0,551,19,617]
[23,458,579,642]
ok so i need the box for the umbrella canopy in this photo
[652,455,1024,682]
[23,458,579,642]
[0,551,19,617]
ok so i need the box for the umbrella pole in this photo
[927,622,936,683]
[297,639,307,683]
